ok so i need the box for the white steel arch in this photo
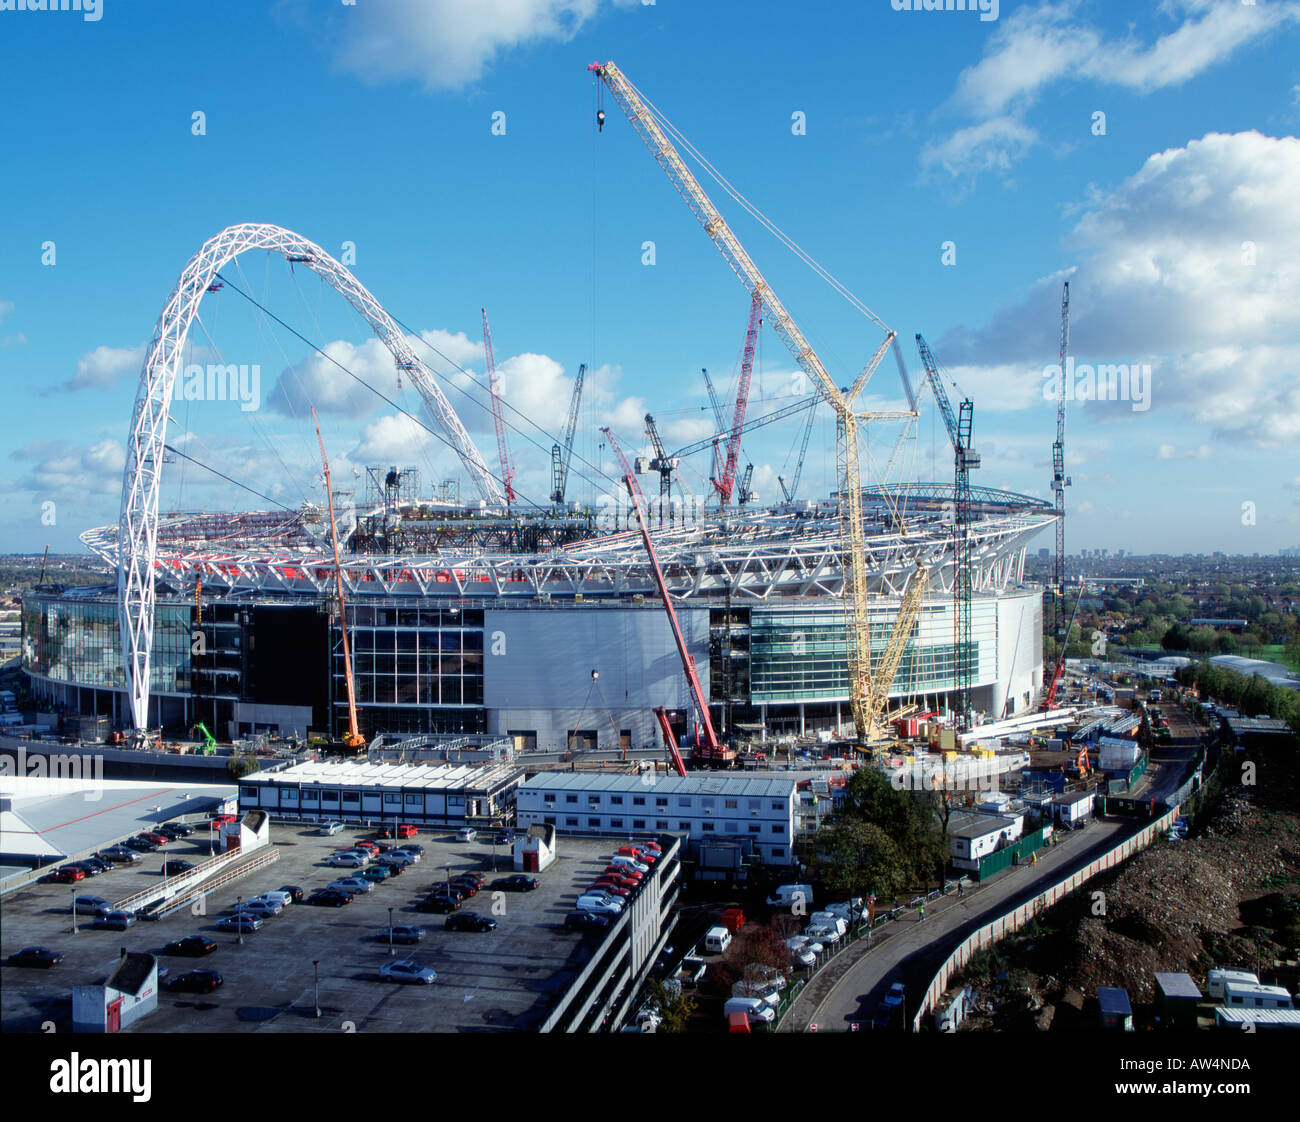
[119,222,502,731]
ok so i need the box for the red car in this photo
[605,866,642,882]
[590,881,631,898]
[617,845,654,863]
[603,873,640,890]
[142,832,170,846]
[43,866,85,883]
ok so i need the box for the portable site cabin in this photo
[1215,1007,1300,1031]
[1206,968,1260,1001]
[1098,987,1133,1031]
[1223,982,1294,1010]
[72,952,158,1033]
[1154,972,1202,1029]
[516,823,556,872]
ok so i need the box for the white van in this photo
[723,997,775,1025]
[1207,968,1260,1001]
[703,925,732,954]
[320,821,345,836]
[766,883,814,910]
[1223,982,1294,1009]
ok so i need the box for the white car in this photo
[804,923,842,945]
[391,849,422,863]
[376,853,414,868]
[328,877,374,895]
[327,852,368,868]
[455,827,477,842]
[253,890,293,908]
[575,895,624,915]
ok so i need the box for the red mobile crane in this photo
[602,426,731,773]
[711,293,762,506]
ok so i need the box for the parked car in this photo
[377,823,418,839]
[449,878,479,897]
[162,859,196,875]
[253,890,293,908]
[163,936,218,957]
[357,865,391,883]
[79,857,111,874]
[430,884,466,902]
[377,925,424,945]
[216,914,263,933]
[327,853,368,868]
[92,911,137,931]
[390,849,422,864]
[157,824,187,839]
[7,946,63,968]
[564,911,612,932]
[417,895,459,914]
[167,822,196,837]
[395,843,425,856]
[141,832,171,846]
[445,912,497,932]
[233,898,282,917]
[305,891,351,907]
[376,853,414,869]
[73,895,112,916]
[490,875,539,892]
[379,960,436,985]
[575,896,624,916]
[354,841,381,855]
[454,827,478,842]
[167,969,223,994]
[41,866,85,884]
[98,847,140,865]
[125,837,159,852]
[457,871,487,886]
[278,885,305,903]
[328,877,373,895]
[319,820,345,836]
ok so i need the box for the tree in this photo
[226,752,257,779]
[644,978,696,1033]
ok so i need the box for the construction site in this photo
[21,61,1067,774]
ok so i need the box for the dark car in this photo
[306,891,352,907]
[163,936,218,957]
[445,912,497,933]
[125,837,159,852]
[417,895,459,914]
[64,862,103,878]
[97,847,140,865]
[7,946,64,968]
[163,822,195,837]
[79,857,111,874]
[565,910,613,932]
[491,875,539,892]
[492,830,516,846]
[449,880,479,897]
[430,884,466,902]
[277,885,305,903]
[161,859,196,875]
[92,911,137,931]
[167,969,223,994]
[377,925,424,945]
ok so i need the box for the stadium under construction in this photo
[24,478,1052,751]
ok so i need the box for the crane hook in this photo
[596,109,606,132]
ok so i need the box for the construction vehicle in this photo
[193,721,218,754]
[1042,580,1086,710]
[603,426,731,770]
[590,60,921,747]
[313,410,368,754]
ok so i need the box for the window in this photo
[724,799,738,809]
[771,801,784,811]
[610,796,623,805]
[748,799,760,810]
[383,792,401,805]
[565,795,578,804]
[301,789,318,803]
[655,797,668,808]
[610,818,623,829]
[341,792,360,806]
[587,795,600,805]
[240,786,258,801]
[678,822,691,831]
[544,816,556,826]
[656,821,669,830]
[677,797,692,809]
[725,821,739,833]
[748,824,762,833]
[771,824,785,835]
[633,820,645,829]
[633,797,645,806]
[588,818,601,828]
[565,817,579,827]
[771,848,785,859]
[701,822,714,832]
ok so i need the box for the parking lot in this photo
[1,823,645,1033]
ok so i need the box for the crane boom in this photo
[602,426,725,765]
[590,59,917,744]
[713,293,761,505]
[1052,282,1071,641]
[551,362,586,504]
[482,308,515,506]
[313,409,364,750]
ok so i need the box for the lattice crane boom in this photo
[481,307,515,506]
[1052,282,1071,640]
[713,293,761,505]
[551,362,585,505]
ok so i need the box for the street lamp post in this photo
[388,907,394,956]
[313,959,321,1018]
[236,895,243,944]
[71,886,78,935]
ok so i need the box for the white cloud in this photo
[937,132,1300,446]
[9,438,127,503]
[930,0,1299,179]
[291,0,636,91]
[53,342,146,393]
[0,299,13,322]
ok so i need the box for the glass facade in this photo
[334,606,484,709]
[22,594,191,694]
[749,605,979,704]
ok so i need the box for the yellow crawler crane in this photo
[589,60,924,745]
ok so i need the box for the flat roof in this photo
[247,760,521,792]
[520,772,798,798]
[1055,790,1096,807]
[947,813,1016,839]
[1098,987,1132,1015]
[1215,1008,1300,1027]
[1155,972,1203,1000]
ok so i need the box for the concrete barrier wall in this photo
[913,806,1179,1029]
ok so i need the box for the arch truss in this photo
[118,222,501,731]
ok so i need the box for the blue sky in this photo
[1,0,1299,556]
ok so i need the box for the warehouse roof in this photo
[246,760,521,791]
[521,772,798,798]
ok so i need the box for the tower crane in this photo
[915,334,980,728]
[712,293,762,506]
[639,413,681,522]
[481,308,515,507]
[602,425,727,770]
[701,367,726,485]
[589,59,919,745]
[1051,282,1071,645]
[550,362,586,506]
[778,401,817,504]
